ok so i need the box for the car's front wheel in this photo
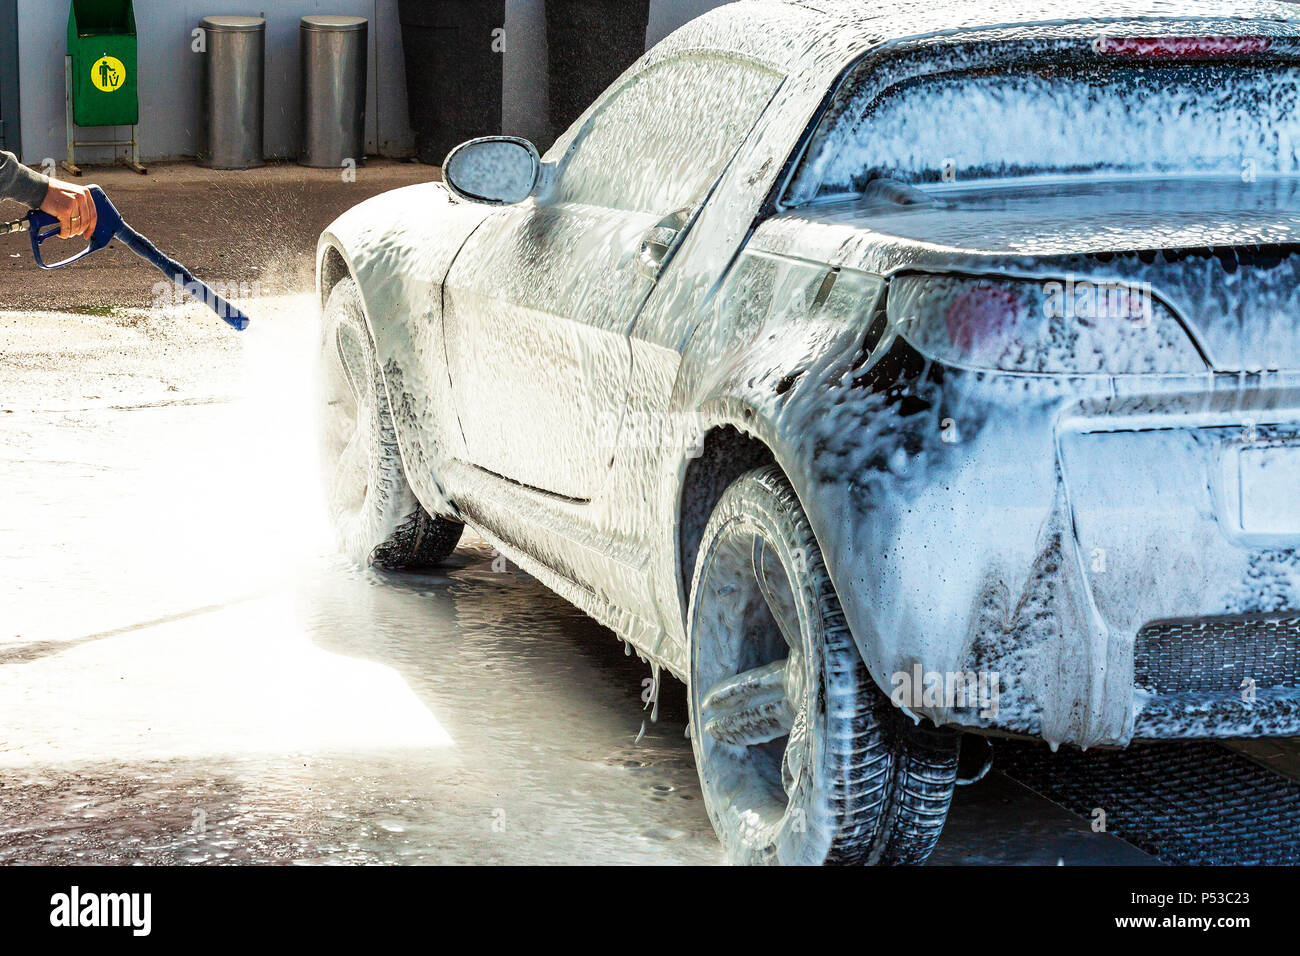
[318,277,463,569]
[688,465,959,865]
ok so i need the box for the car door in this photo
[442,53,784,502]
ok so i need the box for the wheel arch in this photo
[673,410,916,749]
[317,241,353,310]
[671,395,888,711]
[676,421,776,624]
[674,402,840,645]
[314,234,455,520]
[315,235,388,395]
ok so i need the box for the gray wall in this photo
[18,1,413,165]
[17,0,729,166]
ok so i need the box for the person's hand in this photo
[39,180,97,240]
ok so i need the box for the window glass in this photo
[555,55,783,215]
[789,62,1300,204]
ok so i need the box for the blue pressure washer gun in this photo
[1,185,250,331]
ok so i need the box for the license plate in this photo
[1238,443,1300,535]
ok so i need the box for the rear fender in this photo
[671,252,901,675]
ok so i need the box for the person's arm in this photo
[0,149,50,208]
[0,150,97,239]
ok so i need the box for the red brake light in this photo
[945,283,1023,355]
[1093,35,1272,58]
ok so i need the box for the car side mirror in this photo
[442,136,542,206]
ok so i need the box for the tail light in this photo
[1093,36,1273,58]
[887,273,1205,374]
[944,283,1022,354]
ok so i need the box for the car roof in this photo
[650,0,1300,76]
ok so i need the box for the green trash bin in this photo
[67,0,139,128]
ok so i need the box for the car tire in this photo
[687,465,959,865]
[319,277,463,570]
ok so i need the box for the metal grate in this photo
[998,741,1300,865]
[1134,613,1300,695]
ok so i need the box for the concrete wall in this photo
[17,0,730,167]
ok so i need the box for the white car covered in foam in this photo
[316,0,1300,864]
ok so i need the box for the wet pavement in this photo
[0,294,1174,865]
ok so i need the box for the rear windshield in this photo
[787,62,1300,204]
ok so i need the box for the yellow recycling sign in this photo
[90,56,127,93]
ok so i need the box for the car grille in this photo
[1134,613,1300,695]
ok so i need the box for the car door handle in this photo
[637,224,682,279]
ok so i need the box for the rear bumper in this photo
[801,368,1300,748]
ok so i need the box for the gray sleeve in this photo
[0,150,51,208]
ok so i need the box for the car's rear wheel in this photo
[319,277,462,569]
[688,465,959,865]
